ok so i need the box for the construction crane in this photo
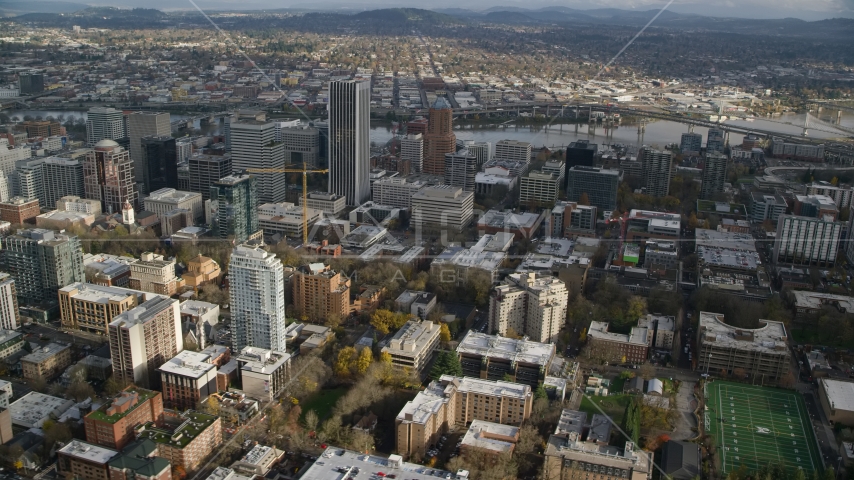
[245,162,329,244]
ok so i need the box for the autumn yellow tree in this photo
[380,351,392,364]
[335,346,357,378]
[439,323,451,342]
[355,347,373,375]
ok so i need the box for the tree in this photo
[67,380,96,402]
[172,465,187,480]
[439,323,451,342]
[429,350,463,380]
[28,377,47,393]
[535,384,548,400]
[355,347,373,375]
[380,351,392,364]
[370,309,411,335]
[303,410,319,433]
[334,346,357,378]
[22,341,32,353]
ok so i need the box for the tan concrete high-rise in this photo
[292,263,351,323]
[83,140,138,213]
[423,97,456,176]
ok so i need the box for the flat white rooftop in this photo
[460,420,518,454]
[8,392,73,427]
[820,379,854,413]
[58,440,117,464]
[59,282,142,304]
[699,312,788,354]
[456,331,555,367]
[300,447,456,480]
[159,350,215,379]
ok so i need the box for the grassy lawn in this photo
[300,387,348,422]
[579,394,633,426]
[610,376,627,393]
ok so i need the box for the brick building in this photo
[84,389,164,450]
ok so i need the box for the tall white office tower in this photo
[229,120,287,203]
[328,80,370,206]
[228,245,287,353]
[86,107,125,146]
[127,112,171,191]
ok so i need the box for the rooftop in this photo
[108,439,171,477]
[180,300,219,317]
[22,342,70,363]
[697,245,760,271]
[535,238,574,258]
[159,350,216,379]
[136,411,218,448]
[60,282,142,304]
[58,440,117,465]
[698,312,788,354]
[87,389,158,424]
[110,297,175,328]
[694,228,757,252]
[397,376,531,426]
[555,409,587,437]
[588,322,648,346]
[236,346,291,375]
[477,209,540,230]
[299,447,457,480]
[820,379,854,413]
[792,291,854,314]
[384,320,440,356]
[637,314,675,333]
[456,331,555,367]
[146,188,202,204]
[8,392,73,426]
[460,420,519,454]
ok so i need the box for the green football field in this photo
[705,381,823,476]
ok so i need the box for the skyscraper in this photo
[140,135,178,194]
[423,97,456,176]
[109,296,183,389]
[680,132,703,154]
[229,119,287,203]
[229,245,287,352]
[700,151,728,200]
[0,273,19,330]
[462,140,491,168]
[707,128,725,153]
[43,157,84,209]
[400,134,424,173]
[328,80,371,206]
[18,73,44,94]
[276,121,320,167]
[564,140,597,191]
[85,107,126,147]
[444,150,478,192]
[566,166,619,211]
[0,228,84,306]
[127,112,170,186]
[209,174,259,243]
[83,140,138,213]
[641,148,673,198]
[189,153,232,201]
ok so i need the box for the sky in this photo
[56,0,854,20]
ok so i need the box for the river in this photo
[8,109,853,150]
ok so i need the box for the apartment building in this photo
[291,263,351,323]
[696,312,790,382]
[107,439,171,480]
[1,228,84,305]
[58,195,102,215]
[144,188,203,224]
[381,319,441,373]
[128,253,178,296]
[0,274,19,330]
[411,186,474,232]
[0,330,23,363]
[519,171,559,205]
[59,283,146,335]
[773,214,842,267]
[159,350,219,411]
[57,440,118,480]
[135,411,222,470]
[83,140,137,214]
[22,342,73,381]
[229,245,287,352]
[806,181,853,209]
[750,192,787,223]
[109,297,183,390]
[488,272,568,344]
[641,148,673,198]
[0,197,39,224]
[494,140,532,163]
[395,375,532,459]
[456,331,555,387]
[84,388,165,450]
[444,150,478,192]
[587,322,649,365]
[543,409,651,480]
[235,346,292,402]
[637,314,676,350]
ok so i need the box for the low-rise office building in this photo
[395,291,437,319]
[230,444,285,477]
[235,347,291,402]
[456,331,555,387]
[818,378,854,426]
[82,253,136,287]
[381,319,441,373]
[159,350,219,411]
[395,375,532,459]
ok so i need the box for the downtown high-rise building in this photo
[494,140,532,163]
[700,151,728,200]
[189,153,232,201]
[85,107,126,147]
[566,166,620,211]
[423,97,456,177]
[707,128,725,153]
[276,121,320,167]
[210,174,259,243]
[83,140,138,213]
[680,132,703,154]
[564,140,598,192]
[109,296,183,390]
[774,215,842,267]
[0,273,19,330]
[488,271,568,344]
[140,135,178,194]
[641,148,673,198]
[462,140,491,168]
[229,245,287,352]
[0,229,84,306]
[444,150,478,192]
[328,80,371,206]
[230,119,287,203]
[400,134,424,173]
[127,112,170,186]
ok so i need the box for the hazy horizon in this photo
[23,0,854,20]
